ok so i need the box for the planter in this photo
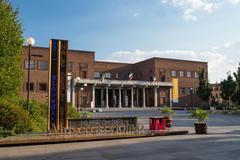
[164,117,173,128]
[194,122,207,134]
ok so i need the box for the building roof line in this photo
[95,60,132,65]
[22,45,95,54]
[152,57,207,64]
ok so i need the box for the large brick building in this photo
[21,46,208,109]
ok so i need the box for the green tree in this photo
[196,68,212,103]
[220,73,236,109]
[0,0,23,98]
[232,63,240,105]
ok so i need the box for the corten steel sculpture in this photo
[48,39,68,131]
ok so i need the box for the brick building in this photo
[21,46,208,109]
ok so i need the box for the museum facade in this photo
[20,46,208,109]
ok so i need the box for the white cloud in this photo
[161,0,220,21]
[228,0,240,5]
[223,41,240,48]
[104,49,238,83]
[183,9,197,21]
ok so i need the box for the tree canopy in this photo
[220,73,236,101]
[232,63,240,104]
[196,68,212,102]
[0,0,23,98]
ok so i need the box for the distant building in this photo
[21,46,208,109]
[210,83,223,106]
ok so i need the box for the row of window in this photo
[24,60,205,80]
[24,60,73,72]
[171,70,199,78]
[24,82,47,92]
[24,60,48,70]
[94,72,119,79]
[179,87,196,95]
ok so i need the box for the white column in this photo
[91,85,95,108]
[106,86,109,108]
[131,87,134,108]
[101,88,104,108]
[136,88,139,107]
[143,87,146,108]
[169,87,173,108]
[154,87,158,107]
[72,85,76,107]
[113,89,116,107]
[124,89,128,107]
[118,87,122,108]
[113,89,115,96]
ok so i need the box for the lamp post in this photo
[26,37,35,111]
[190,87,193,110]
[75,77,81,112]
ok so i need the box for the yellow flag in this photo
[172,78,179,103]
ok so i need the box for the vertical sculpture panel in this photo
[48,39,68,131]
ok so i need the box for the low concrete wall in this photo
[68,117,138,128]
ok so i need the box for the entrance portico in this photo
[72,78,173,109]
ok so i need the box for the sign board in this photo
[48,39,68,130]
[172,78,179,103]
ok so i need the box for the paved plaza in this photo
[0,110,240,160]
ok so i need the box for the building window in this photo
[94,72,101,79]
[68,63,72,73]
[38,61,48,70]
[194,72,198,78]
[185,88,190,94]
[24,60,35,69]
[39,83,47,91]
[179,71,184,77]
[159,68,166,82]
[25,82,34,91]
[179,88,185,95]
[105,72,111,79]
[171,70,177,77]
[187,71,192,78]
[116,73,119,79]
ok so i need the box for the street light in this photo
[75,77,81,112]
[26,37,35,111]
[190,87,193,110]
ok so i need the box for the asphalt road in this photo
[0,110,240,160]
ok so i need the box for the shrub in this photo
[68,104,93,118]
[216,104,225,110]
[68,104,81,119]
[160,105,174,117]
[0,100,32,135]
[24,99,47,132]
[191,108,208,123]
[0,127,14,138]
[0,97,48,137]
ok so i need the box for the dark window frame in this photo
[25,82,34,91]
[39,83,47,92]
[24,59,35,69]
[38,60,48,70]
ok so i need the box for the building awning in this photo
[74,78,173,87]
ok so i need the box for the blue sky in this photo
[11,0,240,83]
